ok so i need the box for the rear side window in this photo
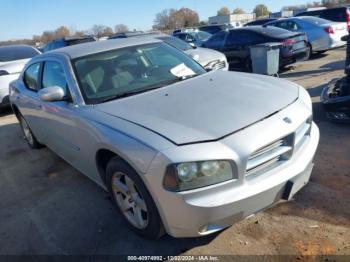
[23,63,41,91]
[275,21,301,30]
[42,61,67,93]
[0,46,40,62]
[226,31,265,45]
[206,32,226,47]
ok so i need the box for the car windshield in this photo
[196,31,212,41]
[301,16,330,26]
[0,45,40,62]
[158,36,192,51]
[73,42,206,104]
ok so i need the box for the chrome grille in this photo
[294,119,311,152]
[245,117,312,177]
[246,136,293,176]
[204,60,226,71]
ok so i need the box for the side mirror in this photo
[38,86,66,102]
[341,35,349,42]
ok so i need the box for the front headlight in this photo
[163,160,237,192]
[299,86,312,110]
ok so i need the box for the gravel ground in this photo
[0,48,349,259]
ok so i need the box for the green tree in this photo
[253,4,269,18]
[232,8,245,14]
[217,7,231,16]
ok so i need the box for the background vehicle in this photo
[42,36,96,52]
[265,16,348,57]
[295,6,350,29]
[203,26,308,70]
[9,38,319,239]
[0,45,40,111]
[244,18,277,26]
[199,24,233,34]
[109,32,228,71]
[173,31,212,47]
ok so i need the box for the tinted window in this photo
[199,26,221,34]
[23,63,40,91]
[158,36,192,51]
[274,21,301,30]
[297,8,347,22]
[73,43,205,104]
[42,61,67,93]
[206,32,227,47]
[196,31,212,41]
[0,46,40,62]
[301,16,332,26]
[67,37,95,46]
[227,30,266,45]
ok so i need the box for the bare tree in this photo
[115,24,129,33]
[232,8,245,14]
[41,31,55,43]
[217,7,230,16]
[54,26,70,39]
[153,7,199,30]
[91,24,113,38]
[253,4,270,18]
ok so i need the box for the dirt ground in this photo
[0,48,349,259]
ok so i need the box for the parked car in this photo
[244,18,277,26]
[265,16,348,57]
[321,77,350,123]
[295,6,350,30]
[0,45,40,111]
[173,31,212,47]
[10,38,319,239]
[203,26,308,70]
[109,33,228,71]
[42,36,96,52]
[199,24,234,34]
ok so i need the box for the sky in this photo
[0,0,308,41]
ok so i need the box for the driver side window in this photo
[42,61,68,93]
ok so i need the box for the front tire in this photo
[106,157,164,239]
[19,115,42,149]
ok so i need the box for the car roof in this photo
[0,44,37,50]
[43,37,162,59]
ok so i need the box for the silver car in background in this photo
[0,45,40,111]
[154,35,228,71]
[10,38,319,239]
[265,16,348,57]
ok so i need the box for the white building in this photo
[209,14,256,27]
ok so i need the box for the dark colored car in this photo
[199,24,233,34]
[43,36,96,52]
[203,26,308,70]
[295,6,350,29]
[321,77,350,123]
[244,18,277,26]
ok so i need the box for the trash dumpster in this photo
[250,43,282,76]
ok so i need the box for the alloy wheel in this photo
[112,172,148,229]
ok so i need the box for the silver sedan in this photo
[9,38,319,239]
[0,45,40,111]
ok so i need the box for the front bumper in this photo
[144,98,319,238]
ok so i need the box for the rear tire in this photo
[106,157,164,239]
[305,43,312,60]
[19,115,42,149]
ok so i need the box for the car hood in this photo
[95,71,299,145]
[0,59,30,74]
[185,47,226,66]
